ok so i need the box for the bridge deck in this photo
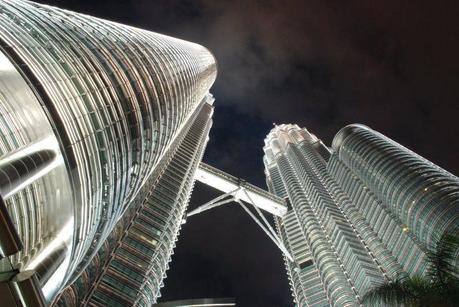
[194,163,287,217]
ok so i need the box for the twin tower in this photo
[0,1,457,306]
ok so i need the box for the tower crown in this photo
[263,124,319,164]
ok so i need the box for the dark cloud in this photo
[33,1,459,306]
[43,0,459,172]
[127,0,459,174]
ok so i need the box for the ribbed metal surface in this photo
[265,123,459,306]
[264,125,358,306]
[334,124,459,249]
[0,46,74,301]
[274,154,360,306]
[328,155,428,276]
[264,125,384,306]
[276,211,329,307]
[54,99,214,306]
[0,0,216,302]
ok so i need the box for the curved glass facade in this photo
[327,155,428,276]
[55,100,214,306]
[0,44,74,302]
[0,0,216,302]
[265,125,368,306]
[332,124,459,256]
[265,123,459,306]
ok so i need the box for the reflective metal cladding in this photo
[0,0,216,302]
[264,124,459,306]
[55,100,215,306]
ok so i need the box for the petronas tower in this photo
[0,0,216,305]
[1,1,458,307]
[264,124,459,306]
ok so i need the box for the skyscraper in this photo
[2,1,458,307]
[55,98,215,307]
[264,124,459,306]
[0,0,216,304]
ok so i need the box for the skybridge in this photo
[187,163,293,261]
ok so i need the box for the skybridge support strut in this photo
[194,163,288,217]
[186,187,294,262]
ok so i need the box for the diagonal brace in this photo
[186,188,294,262]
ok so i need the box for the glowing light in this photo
[194,166,287,217]
[26,218,74,301]
[26,219,73,270]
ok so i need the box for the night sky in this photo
[34,1,459,306]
